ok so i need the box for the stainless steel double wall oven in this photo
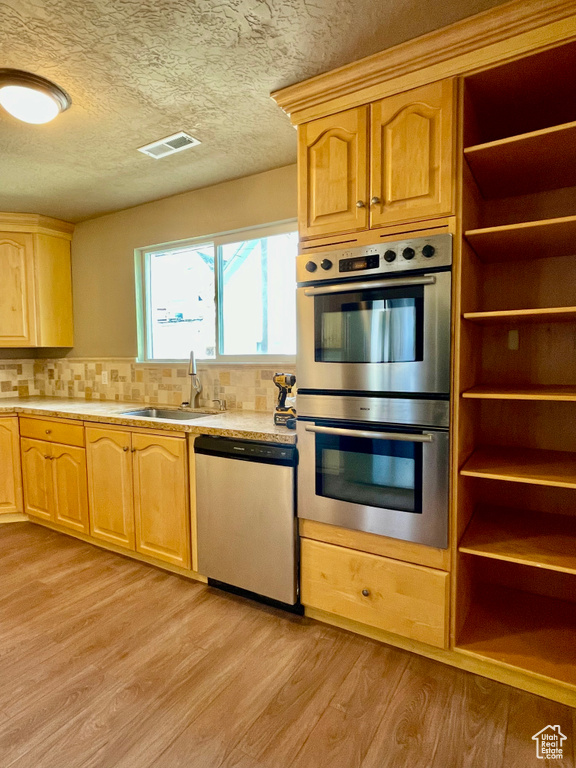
[296,234,452,549]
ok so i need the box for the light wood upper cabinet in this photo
[0,234,36,346]
[86,427,135,550]
[298,80,455,240]
[370,80,455,227]
[51,443,89,534]
[0,416,23,515]
[21,437,54,522]
[132,433,190,569]
[298,106,369,239]
[0,214,74,348]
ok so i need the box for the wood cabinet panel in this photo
[20,416,85,447]
[301,538,449,649]
[0,233,35,346]
[21,438,53,521]
[132,433,190,568]
[370,80,455,227]
[86,427,135,550]
[51,443,89,534]
[0,416,23,515]
[0,215,74,349]
[298,106,369,238]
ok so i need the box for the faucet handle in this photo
[212,399,226,411]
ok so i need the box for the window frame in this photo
[135,220,298,365]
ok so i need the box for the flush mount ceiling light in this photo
[0,69,71,124]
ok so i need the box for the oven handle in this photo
[302,275,436,296]
[304,424,434,443]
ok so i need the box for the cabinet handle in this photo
[131,448,137,452]
[45,429,52,434]
[356,200,365,208]
[123,446,129,452]
[44,455,50,459]
[361,589,370,597]
[370,197,381,205]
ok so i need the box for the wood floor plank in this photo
[149,615,326,768]
[430,674,509,768]
[360,655,459,768]
[502,689,575,767]
[288,642,409,768]
[237,628,367,765]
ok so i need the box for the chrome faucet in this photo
[181,351,202,409]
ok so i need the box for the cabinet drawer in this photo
[301,539,449,649]
[19,417,85,447]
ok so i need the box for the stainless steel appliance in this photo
[296,234,452,396]
[297,394,449,548]
[195,436,298,606]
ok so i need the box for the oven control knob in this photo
[305,260,317,273]
[422,244,435,258]
[402,247,415,260]
[384,249,396,262]
[320,259,333,270]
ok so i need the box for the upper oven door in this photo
[297,270,451,395]
[297,418,449,548]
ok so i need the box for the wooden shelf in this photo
[465,121,576,199]
[460,507,576,575]
[457,585,576,687]
[463,385,576,402]
[461,446,576,489]
[465,216,576,262]
[463,306,576,324]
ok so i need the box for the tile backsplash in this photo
[0,358,296,413]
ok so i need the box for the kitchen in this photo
[1,0,576,765]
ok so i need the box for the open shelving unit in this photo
[453,39,576,696]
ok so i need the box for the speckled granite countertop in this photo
[0,397,296,444]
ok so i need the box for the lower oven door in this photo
[297,419,449,548]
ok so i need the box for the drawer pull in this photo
[361,589,371,597]
[44,455,50,459]
[123,446,129,452]
[45,429,52,434]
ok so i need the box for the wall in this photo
[69,164,298,359]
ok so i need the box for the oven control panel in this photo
[298,234,452,284]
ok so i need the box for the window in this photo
[137,223,298,362]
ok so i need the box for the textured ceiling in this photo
[0,0,509,223]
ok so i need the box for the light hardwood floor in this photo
[0,523,573,768]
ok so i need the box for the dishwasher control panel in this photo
[194,436,296,465]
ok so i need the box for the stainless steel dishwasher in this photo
[194,436,298,608]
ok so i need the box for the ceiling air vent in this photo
[138,131,201,159]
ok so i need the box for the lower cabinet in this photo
[0,416,23,515]
[300,538,449,649]
[86,426,190,569]
[21,436,89,533]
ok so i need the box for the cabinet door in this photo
[132,433,190,568]
[370,80,454,228]
[0,233,36,346]
[86,427,135,549]
[0,416,23,515]
[298,106,369,239]
[51,443,89,534]
[21,438,53,521]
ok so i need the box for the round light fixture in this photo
[0,69,71,124]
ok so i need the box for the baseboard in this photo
[0,513,28,524]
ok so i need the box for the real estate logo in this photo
[532,725,567,760]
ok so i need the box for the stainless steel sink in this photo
[121,408,208,421]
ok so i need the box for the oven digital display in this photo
[339,254,379,273]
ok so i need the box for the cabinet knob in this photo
[361,588,370,597]
[370,197,381,205]
[356,200,365,208]
[131,448,137,453]
[123,446,129,452]
[44,455,50,459]
[45,429,52,434]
